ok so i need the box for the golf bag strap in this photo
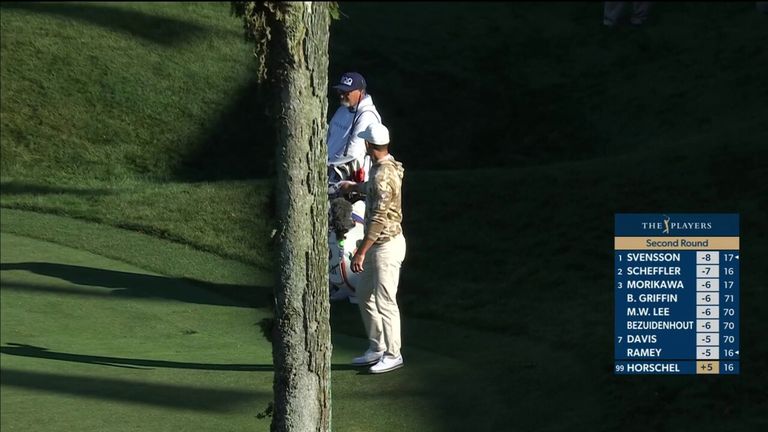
[343,107,381,157]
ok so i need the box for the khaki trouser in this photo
[357,233,406,357]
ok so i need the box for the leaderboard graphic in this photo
[614,214,740,375]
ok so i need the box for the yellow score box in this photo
[614,237,739,250]
[696,361,720,374]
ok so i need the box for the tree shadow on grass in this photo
[0,262,270,309]
[0,181,115,196]
[0,343,360,372]
[174,77,277,181]
[0,2,209,46]
[0,367,261,411]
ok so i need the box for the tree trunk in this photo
[270,2,332,432]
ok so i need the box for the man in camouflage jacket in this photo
[339,123,407,374]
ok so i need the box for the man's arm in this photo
[350,168,396,273]
[338,180,365,194]
[362,170,394,244]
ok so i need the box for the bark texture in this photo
[269,2,332,432]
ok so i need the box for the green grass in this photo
[0,2,272,182]
[0,178,276,271]
[4,210,765,431]
[2,1,768,431]
[4,2,766,180]
[0,230,275,431]
[0,213,605,432]
[0,218,446,432]
[330,2,768,169]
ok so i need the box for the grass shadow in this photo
[0,343,361,372]
[0,181,115,196]
[0,262,271,308]
[0,2,209,46]
[175,77,277,181]
[0,367,261,411]
[0,343,268,371]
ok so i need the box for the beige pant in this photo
[357,234,406,357]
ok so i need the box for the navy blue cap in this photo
[332,72,366,92]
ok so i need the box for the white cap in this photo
[357,123,390,145]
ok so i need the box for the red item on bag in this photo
[355,168,365,183]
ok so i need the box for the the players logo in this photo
[662,215,671,234]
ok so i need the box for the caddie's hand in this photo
[338,180,356,193]
[351,251,365,273]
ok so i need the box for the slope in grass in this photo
[3,2,767,181]
[0,2,273,182]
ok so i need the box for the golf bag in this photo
[328,156,368,298]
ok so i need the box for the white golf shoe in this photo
[351,349,384,366]
[369,355,403,374]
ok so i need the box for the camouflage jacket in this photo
[364,155,404,244]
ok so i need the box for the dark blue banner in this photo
[615,213,739,236]
[614,214,740,375]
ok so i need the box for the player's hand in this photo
[351,251,365,273]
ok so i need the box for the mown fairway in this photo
[1,211,603,432]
